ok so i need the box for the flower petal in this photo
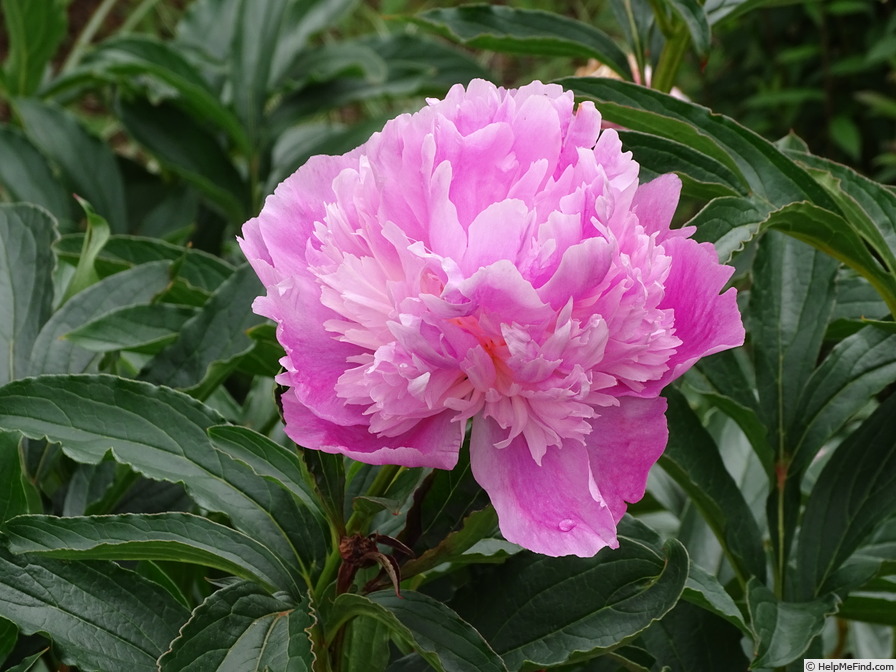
[470,415,618,557]
[281,390,462,470]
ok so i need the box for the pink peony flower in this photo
[239,79,744,557]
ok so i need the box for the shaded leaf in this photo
[28,260,173,375]
[411,5,631,79]
[796,393,896,599]
[54,233,234,292]
[682,562,749,634]
[64,303,196,353]
[750,231,839,465]
[0,374,323,585]
[140,264,264,395]
[0,204,57,385]
[640,601,749,672]
[0,543,189,672]
[117,98,248,222]
[790,326,896,476]
[747,579,838,668]
[5,512,298,594]
[0,126,72,225]
[159,581,314,671]
[661,388,766,582]
[1,0,67,95]
[662,0,711,55]
[58,35,250,153]
[451,537,689,670]
[331,590,507,672]
[617,130,744,200]
[15,99,128,232]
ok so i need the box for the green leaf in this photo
[789,326,896,476]
[331,590,507,672]
[1,0,67,96]
[411,5,631,79]
[159,581,313,672]
[0,204,57,385]
[746,579,838,668]
[451,537,689,670]
[231,0,290,145]
[558,77,837,209]
[617,130,744,201]
[0,617,16,666]
[687,351,770,467]
[342,615,391,672]
[5,512,298,594]
[4,647,46,672]
[640,601,749,671]
[117,98,248,222]
[0,126,72,225]
[0,543,189,672]
[207,425,326,517]
[687,196,768,263]
[660,388,766,582]
[0,374,324,584]
[14,99,128,233]
[403,506,498,578]
[704,0,806,26]
[765,202,896,316]
[662,0,711,55]
[140,264,264,395]
[750,231,839,465]
[268,0,358,86]
[795,393,896,599]
[55,233,234,292]
[683,562,750,634]
[64,303,196,353]
[0,431,39,523]
[60,197,111,304]
[28,260,173,375]
[58,35,250,154]
[840,578,896,625]
[790,152,896,282]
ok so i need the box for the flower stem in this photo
[312,463,403,597]
[651,25,690,94]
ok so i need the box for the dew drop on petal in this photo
[558,518,576,532]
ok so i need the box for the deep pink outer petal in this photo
[646,236,745,392]
[585,396,669,524]
[630,173,686,241]
[470,416,619,558]
[281,389,462,470]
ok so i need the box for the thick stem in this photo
[651,26,690,94]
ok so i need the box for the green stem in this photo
[345,464,402,534]
[651,25,690,94]
[61,0,121,74]
[312,463,403,597]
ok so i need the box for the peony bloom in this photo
[240,79,744,557]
